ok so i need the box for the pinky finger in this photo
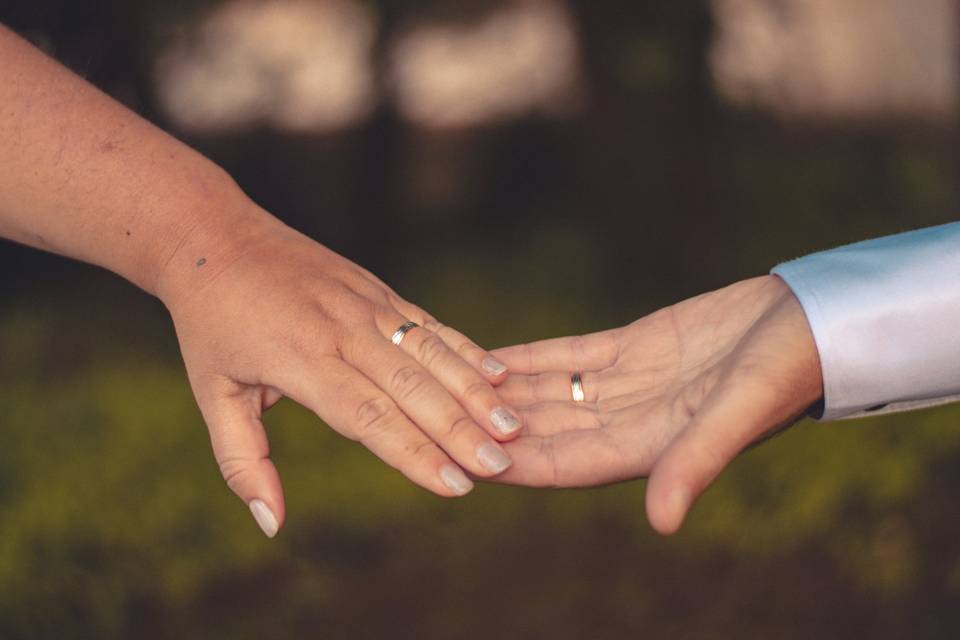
[388,297,509,384]
[426,320,510,384]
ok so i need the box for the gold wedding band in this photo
[391,321,419,346]
[571,372,585,403]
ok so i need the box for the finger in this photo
[275,357,476,497]
[490,398,671,487]
[491,330,621,375]
[197,385,285,539]
[376,311,523,441]
[488,430,633,488]
[516,401,603,437]
[645,375,783,536]
[424,319,510,384]
[386,296,509,385]
[343,332,514,478]
[497,371,601,405]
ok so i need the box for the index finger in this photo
[491,329,621,375]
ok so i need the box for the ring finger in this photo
[379,312,523,440]
[497,371,602,406]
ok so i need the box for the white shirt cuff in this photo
[771,222,960,421]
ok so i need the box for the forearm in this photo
[0,24,271,299]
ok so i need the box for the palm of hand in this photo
[492,275,822,533]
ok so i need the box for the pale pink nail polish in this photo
[482,357,508,376]
[477,442,512,474]
[440,464,474,496]
[490,407,521,435]
[249,499,279,538]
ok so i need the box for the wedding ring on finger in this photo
[571,372,585,402]
[391,321,419,346]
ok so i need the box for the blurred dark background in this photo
[1,1,959,638]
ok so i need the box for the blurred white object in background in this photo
[710,0,959,122]
[155,0,377,133]
[389,0,582,129]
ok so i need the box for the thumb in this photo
[645,375,782,536]
[646,291,822,535]
[198,387,286,538]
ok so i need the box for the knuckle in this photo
[446,413,476,438]
[342,297,378,324]
[325,283,375,322]
[312,280,354,310]
[422,318,444,333]
[217,457,251,493]
[462,380,491,404]
[402,439,437,463]
[285,306,337,359]
[455,340,478,359]
[416,334,449,367]
[354,396,397,437]
[390,366,429,400]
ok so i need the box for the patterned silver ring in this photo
[391,321,419,346]
[571,372,585,403]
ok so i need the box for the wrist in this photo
[775,278,825,410]
[151,176,286,311]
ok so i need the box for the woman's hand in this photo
[488,276,822,534]
[0,25,521,539]
[158,206,521,538]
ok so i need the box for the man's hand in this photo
[489,276,822,534]
[160,206,521,538]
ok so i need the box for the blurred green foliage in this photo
[1,1,960,638]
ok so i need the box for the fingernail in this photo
[440,464,474,496]
[249,499,279,538]
[481,356,508,376]
[477,442,512,474]
[490,406,522,435]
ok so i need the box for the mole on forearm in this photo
[196,257,207,267]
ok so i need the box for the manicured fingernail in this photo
[249,499,279,538]
[477,442,512,474]
[440,464,474,496]
[482,356,508,376]
[490,406,521,435]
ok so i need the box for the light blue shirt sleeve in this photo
[771,222,960,421]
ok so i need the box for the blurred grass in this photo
[1,1,960,637]
[3,239,960,638]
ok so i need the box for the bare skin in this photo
[0,23,823,540]
[490,275,823,534]
[0,25,522,538]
